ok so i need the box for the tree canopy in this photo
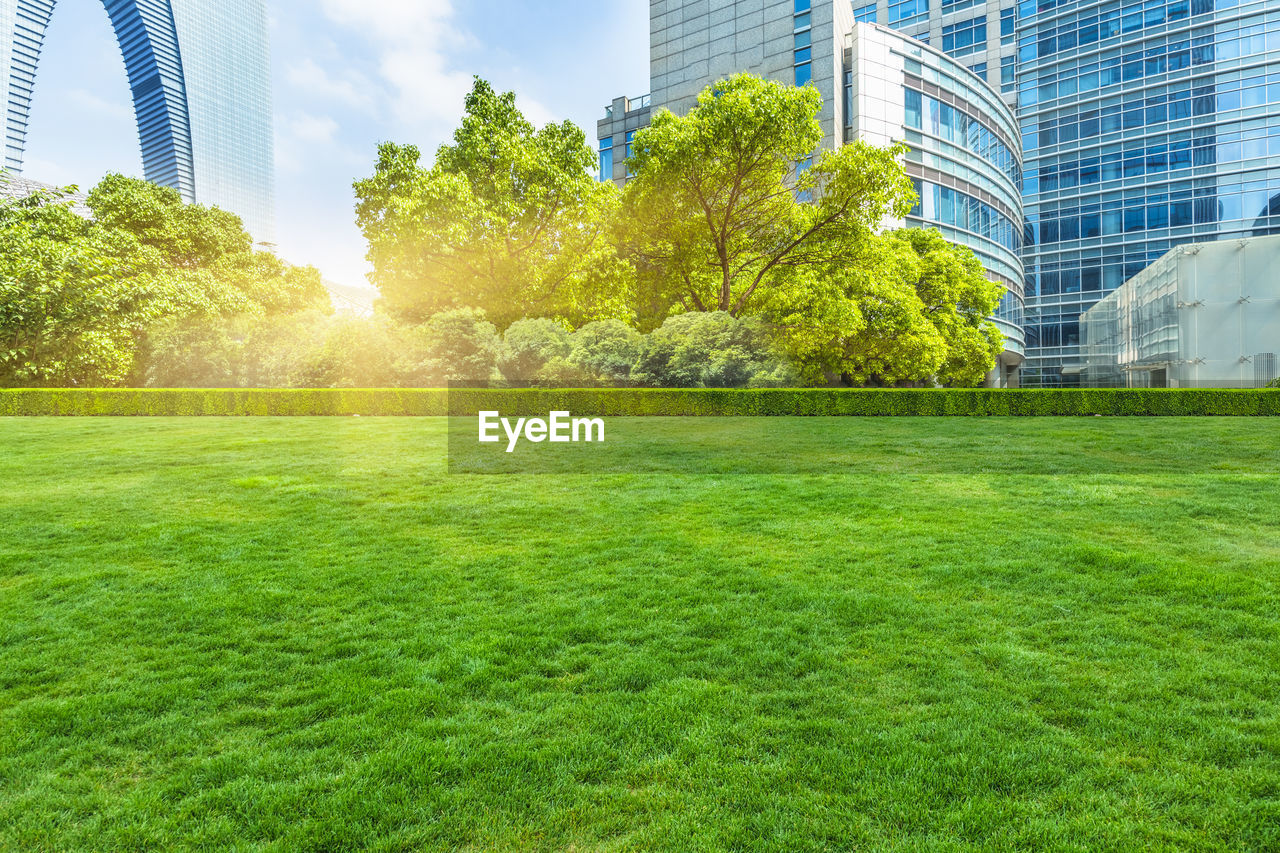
[621,73,918,325]
[354,78,632,329]
[0,176,326,387]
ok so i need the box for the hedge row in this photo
[1,387,1278,416]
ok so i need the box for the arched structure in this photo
[0,0,273,239]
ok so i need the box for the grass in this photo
[0,417,1277,852]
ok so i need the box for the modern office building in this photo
[601,5,1027,385]
[1016,0,1280,386]
[0,0,274,240]
[607,0,1280,387]
[849,24,1026,381]
[1080,234,1280,387]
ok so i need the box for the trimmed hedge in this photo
[1,387,1279,416]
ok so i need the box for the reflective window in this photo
[943,17,987,58]
[903,87,1019,184]
[598,139,612,182]
[910,179,1022,253]
[889,0,929,27]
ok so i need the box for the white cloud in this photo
[285,59,375,113]
[275,112,345,173]
[319,0,473,131]
[288,112,341,145]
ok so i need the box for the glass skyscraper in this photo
[602,3,1027,384]
[0,0,274,240]
[1015,0,1280,385]
[602,0,1280,386]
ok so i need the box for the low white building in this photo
[1081,234,1280,388]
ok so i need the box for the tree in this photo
[0,192,175,386]
[87,173,252,267]
[622,73,916,325]
[497,318,571,384]
[631,312,795,388]
[0,175,327,387]
[354,78,633,329]
[893,228,1005,387]
[771,229,1004,386]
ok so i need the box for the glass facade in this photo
[0,0,275,240]
[1016,0,1280,385]
[943,17,988,57]
[1081,234,1280,387]
[602,0,1280,386]
[846,24,1027,379]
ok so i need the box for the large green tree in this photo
[621,73,917,325]
[354,78,631,329]
[0,176,326,387]
[772,228,1005,386]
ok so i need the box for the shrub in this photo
[566,320,644,386]
[142,311,403,388]
[497,318,571,384]
[631,312,796,388]
[5,388,1275,417]
[396,308,500,386]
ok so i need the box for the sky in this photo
[23,0,650,290]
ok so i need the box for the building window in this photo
[942,17,986,57]
[970,62,987,76]
[903,86,1019,185]
[888,0,929,27]
[839,68,849,126]
[625,131,635,177]
[795,0,811,10]
[942,0,979,12]
[1001,8,1016,45]
[598,139,612,182]
[853,3,876,23]
[794,8,812,86]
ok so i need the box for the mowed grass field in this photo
[0,417,1277,852]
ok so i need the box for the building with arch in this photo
[0,0,273,240]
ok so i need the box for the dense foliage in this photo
[138,308,791,389]
[0,176,326,387]
[354,79,631,329]
[2,387,1277,417]
[5,75,1019,389]
[353,73,1010,388]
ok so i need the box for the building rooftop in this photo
[0,172,92,217]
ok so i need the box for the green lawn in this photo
[0,417,1277,851]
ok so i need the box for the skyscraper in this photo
[604,0,1280,387]
[1015,0,1280,386]
[0,0,274,240]
[602,2,1026,385]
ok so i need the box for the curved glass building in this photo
[602,5,1027,385]
[1015,0,1280,385]
[0,0,274,240]
[845,23,1026,381]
